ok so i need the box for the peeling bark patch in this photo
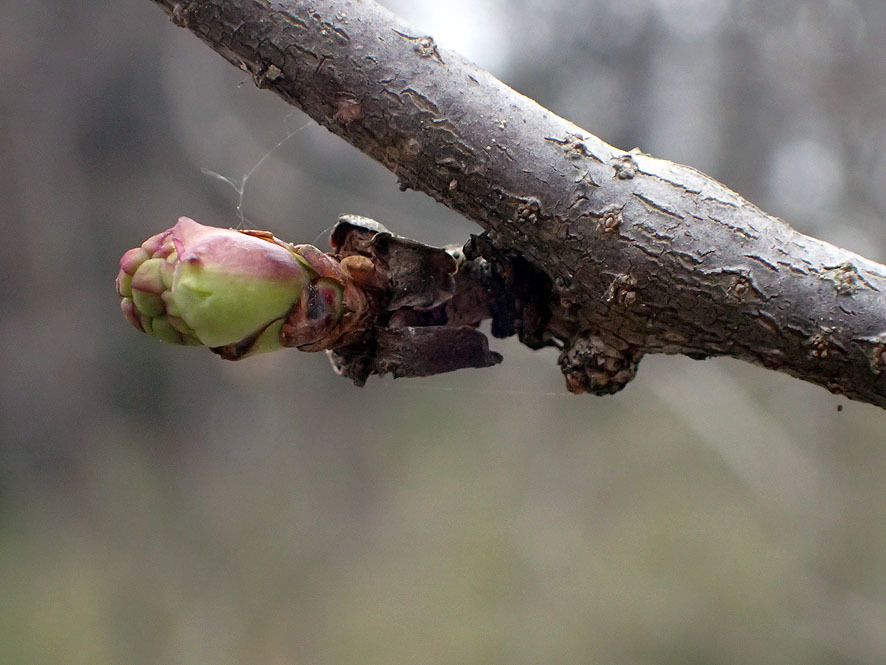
[317,19,350,42]
[705,214,761,241]
[779,260,810,276]
[574,170,599,191]
[545,134,602,162]
[744,254,779,272]
[400,87,441,116]
[494,141,515,161]
[633,192,682,220]
[752,311,780,335]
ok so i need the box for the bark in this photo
[149,0,886,408]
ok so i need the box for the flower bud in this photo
[117,217,311,355]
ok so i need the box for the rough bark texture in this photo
[151,0,886,408]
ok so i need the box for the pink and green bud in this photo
[117,217,313,355]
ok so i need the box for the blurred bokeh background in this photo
[2,1,885,663]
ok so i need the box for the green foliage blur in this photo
[1,1,884,663]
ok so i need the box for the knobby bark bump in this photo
[144,0,886,408]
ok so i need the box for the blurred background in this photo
[1,0,885,663]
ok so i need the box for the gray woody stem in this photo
[151,0,886,408]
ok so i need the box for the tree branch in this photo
[149,0,886,408]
